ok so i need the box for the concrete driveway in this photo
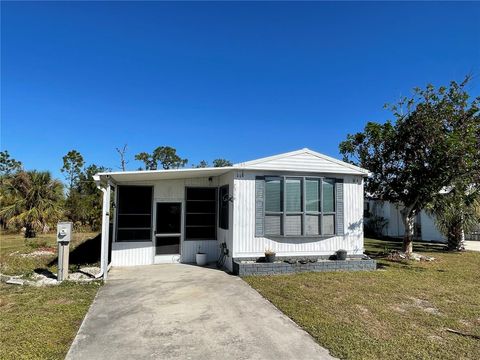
[465,241,480,252]
[67,264,334,360]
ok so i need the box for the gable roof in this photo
[235,148,369,175]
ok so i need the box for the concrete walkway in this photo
[465,241,480,252]
[67,264,335,360]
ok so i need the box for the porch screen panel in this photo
[116,186,153,242]
[185,188,217,240]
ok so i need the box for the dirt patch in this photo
[428,334,444,343]
[458,319,471,327]
[390,304,407,313]
[390,297,442,316]
[408,297,441,315]
[47,298,75,305]
[356,304,369,315]
[355,304,391,339]
[0,297,13,308]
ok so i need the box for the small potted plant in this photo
[264,248,276,263]
[196,245,208,266]
[336,249,347,260]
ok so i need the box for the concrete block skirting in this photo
[233,256,377,276]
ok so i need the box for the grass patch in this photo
[0,231,99,275]
[244,238,480,359]
[0,281,100,360]
[0,231,102,359]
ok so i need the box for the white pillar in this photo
[100,182,111,280]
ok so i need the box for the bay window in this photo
[261,176,340,236]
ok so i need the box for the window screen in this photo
[323,179,335,213]
[219,185,229,230]
[116,186,153,242]
[185,187,217,240]
[265,177,283,235]
[265,178,282,212]
[305,179,321,235]
[306,179,320,212]
[286,179,301,212]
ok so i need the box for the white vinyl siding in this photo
[233,171,364,258]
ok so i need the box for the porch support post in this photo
[100,181,111,281]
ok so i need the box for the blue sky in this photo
[2,1,479,180]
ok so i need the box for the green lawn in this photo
[0,231,101,359]
[244,238,480,360]
[0,231,99,276]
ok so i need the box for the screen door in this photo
[155,202,181,255]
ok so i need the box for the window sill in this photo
[261,234,337,239]
[184,238,217,241]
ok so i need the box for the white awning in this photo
[93,166,235,183]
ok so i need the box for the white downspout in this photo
[98,180,111,281]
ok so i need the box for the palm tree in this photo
[428,184,480,251]
[0,171,64,238]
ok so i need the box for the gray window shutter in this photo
[335,179,344,235]
[255,177,265,237]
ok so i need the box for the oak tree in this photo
[340,77,480,253]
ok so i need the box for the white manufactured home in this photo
[364,199,446,243]
[94,149,369,278]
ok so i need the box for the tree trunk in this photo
[24,224,36,238]
[401,208,415,254]
[447,224,465,251]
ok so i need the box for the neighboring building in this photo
[364,199,446,243]
[94,148,369,278]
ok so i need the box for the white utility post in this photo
[57,222,72,281]
[100,180,111,280]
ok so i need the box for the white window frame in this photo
[263,176,336,237]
